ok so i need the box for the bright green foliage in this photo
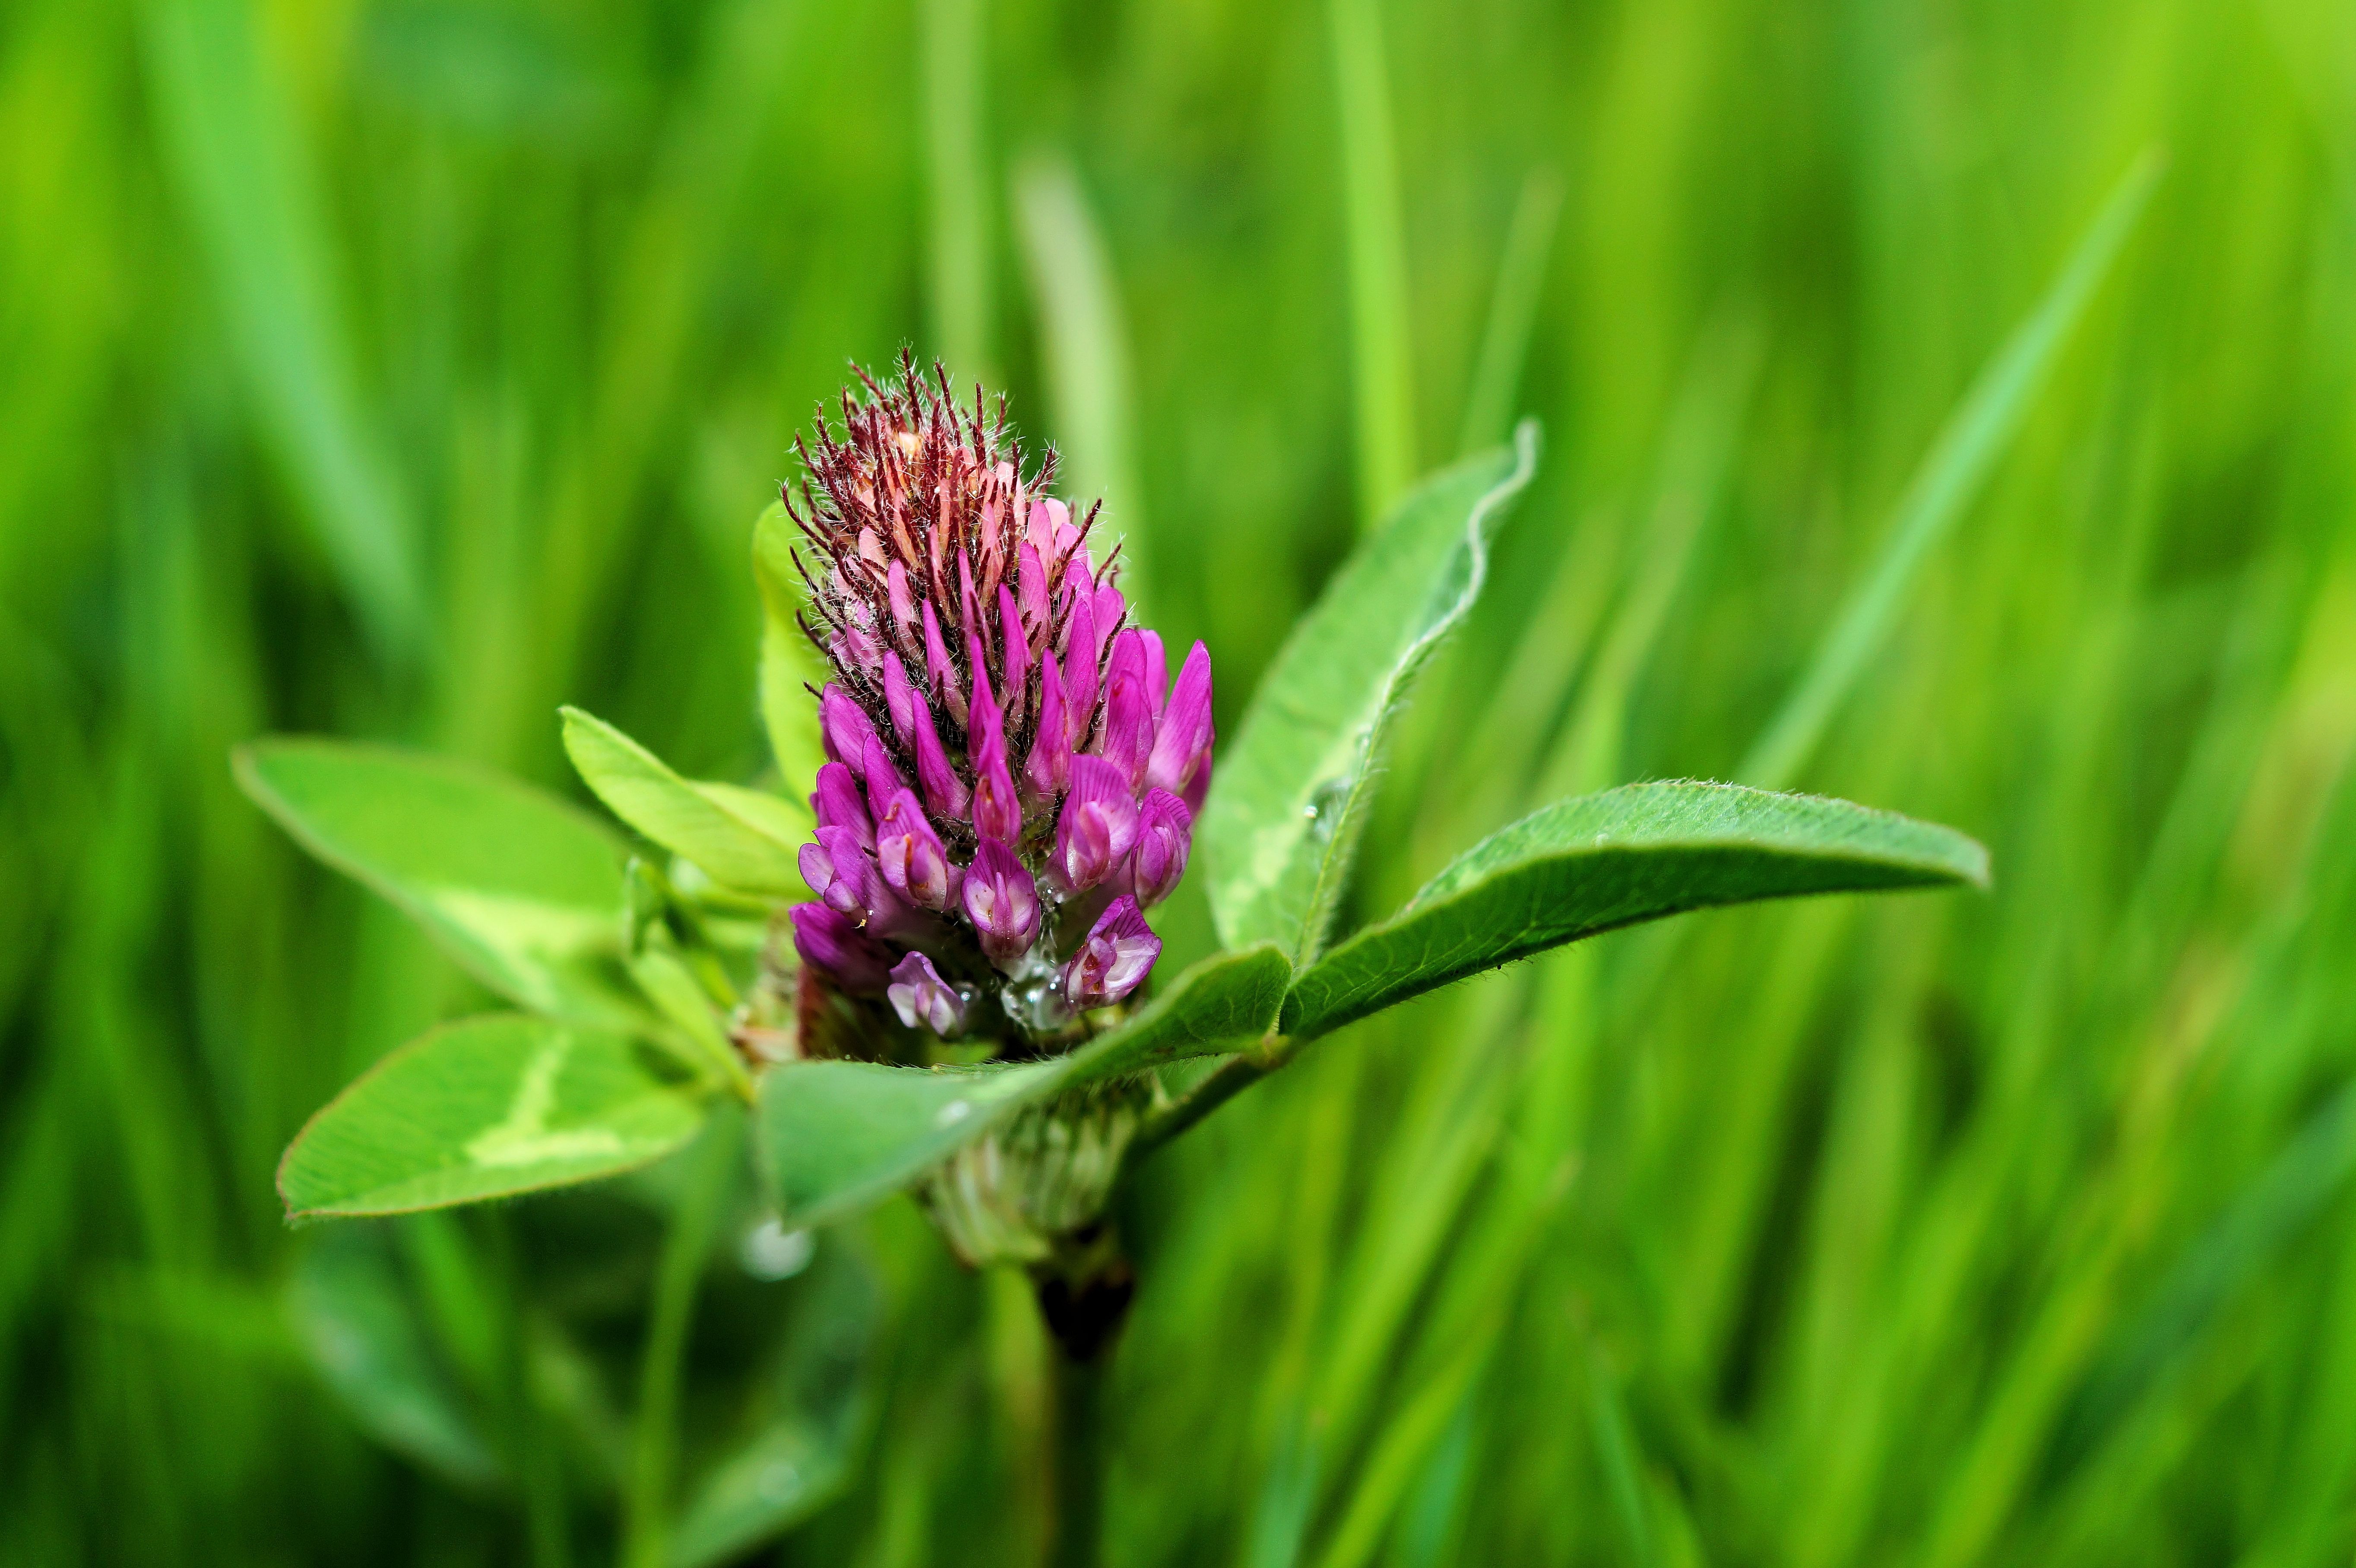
[1200,426,1537,961]
[750,499,833,794]
[235,740,652,1029]
[560,705,814,897]
[15,0,2356,1561]
[1284,783,1988,1037]
[286,1227,503,1489]
[278,1015,711,1218]
[758,944,1291,1225]
[760,1060,1068,1229]
[664,1242,877,1567]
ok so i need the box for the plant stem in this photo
[621,1106,744,1568]
[1032,1224,1134,1568]
[1126,1036,1294,1165]
[1047,1340,1107,1568]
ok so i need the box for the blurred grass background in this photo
[6,0,2356,1562]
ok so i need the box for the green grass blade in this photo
[288,1227,504,1489]
[1456,168,1564,458]
[142,0,426,665]
[1013,154,1150,603]
[1739,152,2162,789]
[1328,0,1416,527]
[921,0,994,376]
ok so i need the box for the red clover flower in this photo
[781,355,1210,1060]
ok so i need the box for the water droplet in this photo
[1303,777,1351,843]
[739,1219,815,1281]
[936,1098,972,1127]
[760,1460,801,1502]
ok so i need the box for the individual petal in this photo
[800,825,871,917]
[1025,651,1073,802]
[968,675,1023,844]
[1131,789,1193,907]
[1062,595,1100,742]
[966,627,997,718]
[1052,755,1141,891]
[958,551,984,644]
[1144,639,1215,801]
[961,838,1042,972]
[998,584,1032,708]
[1181,750,1212,817]
[1027,496,1068,555]
[922,601,966,727]
[1061,896,1161,1010]
[1139,630,1167,717]
[790,903,893,994]
[887,559,916,630]
[908,695,971,822]
[971,735,1022,847]
[1092,581,1127,645]
[819,685,878,769]
[861,735,911,824]
[1016,542,1051,627]
[1095,629,1157,788]
[887,951,966,1036]
[874,789,960,911]
[882,650,920,748]
[812,761,874,853]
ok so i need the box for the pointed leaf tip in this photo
[1282,781,1988,1038]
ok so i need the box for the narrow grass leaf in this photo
[1328,0,1416,525]
[752,501,831,793]
[142,0,426,664]
[288,1227,502,1489]
[1014,154,1149,601]
[668,1246,878,1568]
[1282,781,1988,1038]
[1456,168,1564,458]
[561,706,813,897]
[756,945,1291,1225]
[237,738,651,1028]
[2042,1078,2356,1490]
[1739,152,2161,788]
[278,1015,712,1219]
[1202,427,1539,961]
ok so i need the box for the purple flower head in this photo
[1063,898,1161,1010]
[1131,789,1193,907]
[776,355,1219,1056]
[962,838,1042,972]
[791,903,894,994]
[887,951,966,1036]
[1054,756,1140,893]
